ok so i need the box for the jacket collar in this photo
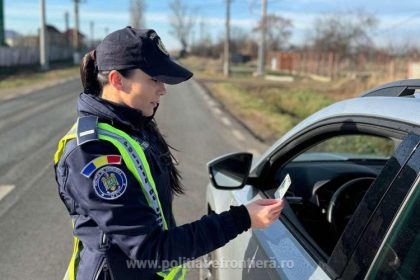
[77,92,154,131]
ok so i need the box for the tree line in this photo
[129,0,419,61]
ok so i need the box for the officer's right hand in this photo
[245,199,284,229]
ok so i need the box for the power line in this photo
[372,11,420,37]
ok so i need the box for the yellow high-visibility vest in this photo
[54,120,186,280]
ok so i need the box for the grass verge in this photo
[180,56,377,142]
[0,65,79,90]
[205,79,334,142]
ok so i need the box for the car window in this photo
[270,133,398,257]
[335,134,420,279]
[293,135,395,162]
[366,178,420,279]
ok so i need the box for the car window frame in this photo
[256,116,420,278]
[340,134,420,279]
[253,116,419,180]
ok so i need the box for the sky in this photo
[4,0,420,51]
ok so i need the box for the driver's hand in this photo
[245,199,284,229]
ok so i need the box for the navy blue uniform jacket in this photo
[55,93,251,280]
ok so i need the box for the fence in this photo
[270,51,419,82]
[0,46,73,67]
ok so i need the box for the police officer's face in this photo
[121,69,166,117]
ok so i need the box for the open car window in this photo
[267,133,398,257]
[292,134,396,162]
[261,127,420,279]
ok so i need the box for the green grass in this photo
[209,82,297,140]
[264,88,334,119]
[206,79,335,142]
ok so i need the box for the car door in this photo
[366,176,420,279]
[212,183,331,280]
[339,134,420,279]
[262,127,420,279]
[213,118,419,280]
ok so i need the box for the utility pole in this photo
[90,21,94,49]
[223,0,231,77]
[65,11,69,31]
[256,0,267,76]
[0,0,5,46]
[200,19,204,43]
[64,11,69,48]
[129,0,145,29]
[73,0,80,64]
[40,0,49,70]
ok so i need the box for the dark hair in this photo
[80,51,184,196]
[80,50,134,96]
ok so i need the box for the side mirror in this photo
[207,152,253,190]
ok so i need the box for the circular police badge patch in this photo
[93,166,127,200]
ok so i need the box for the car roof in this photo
[255,96,420,167]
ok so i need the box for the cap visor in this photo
[147,57,193,85]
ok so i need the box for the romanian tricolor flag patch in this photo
[81,155,122,178]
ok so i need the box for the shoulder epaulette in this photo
[76,116,99,146]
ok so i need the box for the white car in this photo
[204,79,420,279]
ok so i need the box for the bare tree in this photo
[169,0,195,55]
[385,39,420,57]
[311,10,378,57]
[254,14,293,51]
[230,27,250,52]
[130,0,145,29]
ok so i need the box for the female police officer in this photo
[54,26,284,280]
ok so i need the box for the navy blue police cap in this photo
[96,26,193,85]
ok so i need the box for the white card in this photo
[274,174,292,199]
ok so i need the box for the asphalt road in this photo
[0,78,266,280]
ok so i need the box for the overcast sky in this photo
[5,0,420,50]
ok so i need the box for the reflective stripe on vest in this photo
[97,123,167,229]
[54,124,77,165]
[55,121,186,280]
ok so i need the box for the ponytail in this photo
[80,50,102,95]
[80,51,131,96]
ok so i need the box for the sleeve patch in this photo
[81,155,122,178]
[93,166,127,200]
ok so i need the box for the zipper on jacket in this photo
[94,258,115,280]
[103,262,108,280]
[103,261,115,280]
[94,259,106,280]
